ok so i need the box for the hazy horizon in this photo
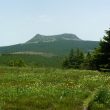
[0,0,110,46]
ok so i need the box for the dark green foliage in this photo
[62,49,84,69]
[82,52,94,70]
[88,87,110,110]
[94,88,110,104]
[90,28,110,70]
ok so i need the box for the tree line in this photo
[62,28,110,71]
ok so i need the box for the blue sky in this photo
[0,0,110,46]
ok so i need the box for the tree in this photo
[62,48,84,69]
[62,49,74,68]
[91,28,110,70]
[83,52,92,69]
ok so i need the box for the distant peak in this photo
[35,34,43,37]
[54,33,82,40]
[26,33,82,44]
[36,34,41,36]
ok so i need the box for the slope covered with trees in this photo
[0,34,99,56]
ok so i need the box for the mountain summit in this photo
[26,33,81,43]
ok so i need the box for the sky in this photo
[0,0,110,46]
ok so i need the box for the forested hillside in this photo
[0,34,99,55]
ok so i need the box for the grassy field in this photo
[0,67,110,110]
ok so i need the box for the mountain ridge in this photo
[26,33,82,44]
[0,33,99,55]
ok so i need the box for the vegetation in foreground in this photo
[0,67,110,110]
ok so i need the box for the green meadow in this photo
[0,67,110,110]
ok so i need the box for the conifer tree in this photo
[62,48,84,69]
[83,52,92,69]
[91,28,110,70]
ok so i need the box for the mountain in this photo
[26,33,81,43]
[0,33,99,55]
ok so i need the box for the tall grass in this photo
[0,67,110,110]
